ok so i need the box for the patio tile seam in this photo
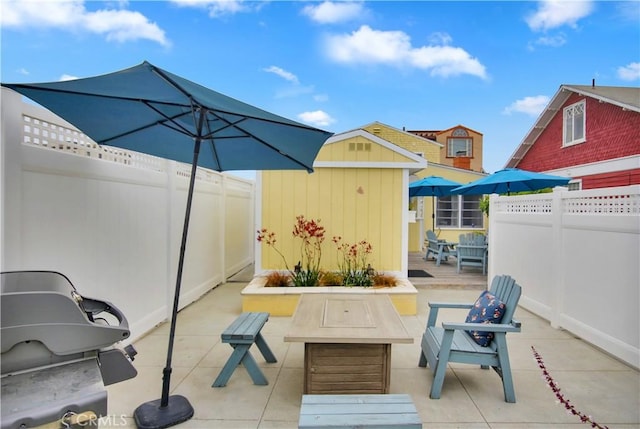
[451,368,490,426]
[258,341,292,427]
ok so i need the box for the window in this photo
[563,100,585,146]
[567,179,582,191]
[447,128,472,157]
[436,195,484,228]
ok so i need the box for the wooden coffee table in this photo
[284,293,413,394]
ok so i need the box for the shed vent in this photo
[348,142,372,152]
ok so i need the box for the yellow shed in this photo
[256,126,427,277]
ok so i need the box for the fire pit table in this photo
[284,293,413,394]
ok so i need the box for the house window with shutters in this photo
[447,128,472,157]
[563,100,586,147]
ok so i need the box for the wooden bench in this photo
[212,312,277,387]
[298,394,422,429]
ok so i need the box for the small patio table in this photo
[436,240,457,265]
[284,294,413,394]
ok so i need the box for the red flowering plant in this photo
[332,236,374,287]
[257,215,326,286]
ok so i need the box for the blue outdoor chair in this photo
[419,275,522,402]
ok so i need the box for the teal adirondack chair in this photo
[425,230,455,266]
[456,233,487,274]
[418,275,522,402]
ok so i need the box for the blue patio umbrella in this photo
[452,168,570,196]
[2,61,332,429]
[409,176,461,230]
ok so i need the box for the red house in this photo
[505,84,640,190]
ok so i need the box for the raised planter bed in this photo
[240,276,418,316]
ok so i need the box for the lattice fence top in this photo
[21,113,165,173]
[494,197,553,214]
[563,192,640,214]
[493,188,640,215]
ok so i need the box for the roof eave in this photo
[504,85,570,168]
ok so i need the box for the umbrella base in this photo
[133,395,194,429]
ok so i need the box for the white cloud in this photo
[427,32,453,46]
[263,66,325,102]
[302,1,366,24]
[314,94,329,102]
[617,62,640,81]
[526,0,594,32]
[533,33,567,48]
[263,66,300,85]
[503,95,550,116]
[298,110,335,127]
[0,0,85,27]
[84,9,168,45]
[60,74,79,81]
[170,0,252,18]
[1,0,169,46]
[324,26,487,79]
[17,68,29,75]
[615,1,640,23]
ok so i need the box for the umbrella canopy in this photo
[452,168,570,196]
[2,61,331,172]
[409,176,462,197]
[2,61,332,429]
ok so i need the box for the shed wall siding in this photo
[261,168,403,272]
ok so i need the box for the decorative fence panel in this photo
[488,185,640,369]
[1,88,255,342]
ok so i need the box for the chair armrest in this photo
[456,245,487,250]
[428,302,473,309]
[426,302,473,327]
[441,321,521,333]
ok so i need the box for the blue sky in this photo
[2,0,639,176]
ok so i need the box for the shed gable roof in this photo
[314,128,428,171]
[505,84,640,168]
[361,121,443,148]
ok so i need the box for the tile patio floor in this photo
[107,260,640,429]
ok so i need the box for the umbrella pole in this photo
[133,140,200,429]
[432,195,435,230]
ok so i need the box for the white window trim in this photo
[562,100,586,147]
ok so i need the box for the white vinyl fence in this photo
[1,88,255,342]
[488,185,640,369]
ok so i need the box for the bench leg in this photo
[239,348,269,386]
[212,344,269,387]
[254,332,277,363]
[213,344,249,387]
